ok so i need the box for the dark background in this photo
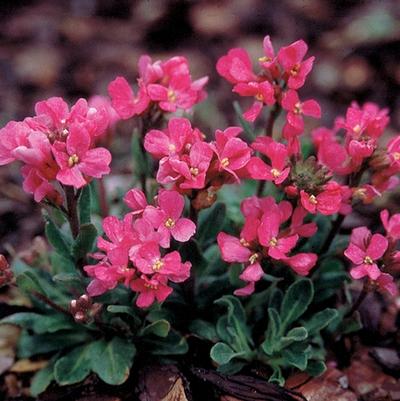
[0,0,400,253]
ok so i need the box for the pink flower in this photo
[132,242,191,283]
[380,209,400,241]
[216,48,257,84]
[277,40,314,89]
[0,121,31,165]
[210,129,251,182]
[124,188,148,216]
[88,95,120,129]
[289,206,317,237]
[375,273,398,296]
[258,35,277,70]
[257,203,299,260]
[300,182,342,216]
[232,81,275,122]
[130,274,173,308]
[144,118,196,159]
[108,76,150,119]
[167,142,214,189]
[344,227,387,280]
[143,190,196,247]
[52,124,112,188]
[217,232,253,263]
[282,90,321,133]
[246,138,290,184]
[283,253,317,276]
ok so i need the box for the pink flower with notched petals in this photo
[168,141,214,189]
[246,138,290,184]
[344,227,387,280]
[300,182,342,216]
[282,90,321,134]
[52,124,111,188]
[144,118,196,159]
[210,128,252,182]
[216,48,257,84]
[289,206,317,237]
[257,203,299,260]
[380,209,400,241]
[132,242,191,283]
[143,190,196,248]
[233,81,275,122]
[130,274,173,308]
[108,76,150,119]
[277,40,314,89]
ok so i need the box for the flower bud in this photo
[70,294,101,323]
[0,255,13,287]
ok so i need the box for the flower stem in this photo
[346,280,370,317]
[98,178,109,218]
[65,186,80,239]
[31,290,70,316]
[320,213,346,255]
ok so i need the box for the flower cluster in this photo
[218,196,317,296]
[108,55,208,119]
[84,189,195,307]
[344,209,400,296]
[217,37,321,152]
[144,118,255,207]
[0,97,113,202]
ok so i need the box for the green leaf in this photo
[50,253,76,275]
[215,295,253,351]
[139,320,170,338]
[303,308,338,336]
[18,330,92,358]
[280,279,314,329]
[72,223,97,260]
[261,308,282,355]
[16,272,46,296]
[197,203,226,248]
[54,344,92,385]
[217,360,246,375]
[189,319,218,342]
[269,366,284,386]
[285,327,308,340]
[210,342,238,365]
[44,217,72,259]
[30,357,56,396]
[306,360,326,376]
[147,330,188,355]
[107,305,137,317]
[90,338,135,385]
[1,313,74,334]
[282,347,309,370]
[78,185,92,224]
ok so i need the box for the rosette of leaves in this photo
[204,279,338,385]
[0,186,187,396]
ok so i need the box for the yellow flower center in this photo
[393,152,400,161]
[165,218,175,228]
[269,237,278,247]
[290,64,300,76]
[294,102,303,114]
[248,253,259,264]
[152,259,164,271]
[270,168,281,178]
[190,167,199,176]
[168,89,177,102]
[68,154,79,167]
[221,157,230,168]
[353,188,366,200]
[353,124,362,134]
[240,238,250,247]
[363,256,373,265]
[144,282,158,289]
[309,194,318,205]
[255,93,264,101]
[168,143,176,152]
[258,56,271,63]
